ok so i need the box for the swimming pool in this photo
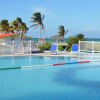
[0,56,100,100]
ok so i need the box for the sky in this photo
[0,0,100,38]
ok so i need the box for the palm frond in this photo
[65,30,68,34]
[41,23,45,30]
[42,15,45,21]
[34,24,39,29]
[31,17,34,19]
[30,24,38,27]
[30,21,34,22]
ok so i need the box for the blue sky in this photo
[0,0,100,38]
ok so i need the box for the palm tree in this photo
[11,17,23,34]
[58,25,68,38]
[11,20,19,33]
[76,33,85,40]
[16,17,23,33]
[16,17,22,24]
[0,19,10,33]
[30,12,45,40]
[20,22,29,40]
[11,17,28,40]
[9,26,14,33]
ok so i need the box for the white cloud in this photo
[85,27,100,32]
[33,7,55,18]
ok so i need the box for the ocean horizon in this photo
[31,38,100,42]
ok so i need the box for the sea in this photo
[31,38,100,43]
[85,38,100,41]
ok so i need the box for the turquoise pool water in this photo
[0,56,100,100]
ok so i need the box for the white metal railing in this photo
[0,40,42,55]
[79,41,100,54]
[0,40,67,55]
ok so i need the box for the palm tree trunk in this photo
[21,33,23,41]
[39,26,42,41]
[20,32,23,41]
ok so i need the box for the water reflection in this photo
[54,65,100,90]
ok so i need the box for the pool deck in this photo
[0,52,98,57]
[0,52,79,57]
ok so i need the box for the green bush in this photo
[67,33,85,51]
[39,43,51,51]
[39,43,67,51]
[58,45,65,51]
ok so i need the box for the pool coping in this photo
[0,52,98,57]
[0,52,78,57]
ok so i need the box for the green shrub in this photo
[39,43,67,51]
[58,45,65,51]
[67,33,85,51]
[39,43,51,51]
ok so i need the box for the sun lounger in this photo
[44,43,67,54]
[71,44,79,54]
[44,43,58,54]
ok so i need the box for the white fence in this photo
[0,41,43,55]
[79,41,100,54]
